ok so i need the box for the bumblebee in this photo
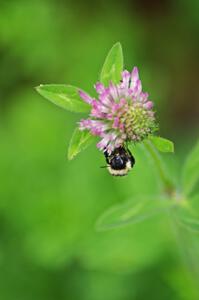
[104,146,135,176]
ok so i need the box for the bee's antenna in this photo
[100,165,108,168]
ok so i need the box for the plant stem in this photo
[143,139,175,196]
[143,140,199,292]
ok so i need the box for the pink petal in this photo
[109,82,118,100]
[130,67,139,89]
[114,137,125,148]
[111,103,120,113]
[95,82,106,94]
[97,136,110,150]
[139,92,148,103]
[112,117,120,128]
[135,79,142,95]
[106,143,115,154]
[99,90,112,107]
[97,131,118,151]
[90,108,105,118]
[91,128,103,136]
[92,99,110,114]
[119,98,127,106]
[120,70,131,90]
[79,90,93,104]
[79,119,92,130]
[143,101,153,110]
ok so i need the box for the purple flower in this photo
[79,67,157,153]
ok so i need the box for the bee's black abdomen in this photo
[103,146,135,176]
[110,155,125,170]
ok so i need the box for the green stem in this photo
[143,139,175,196]
[169,213,199,294]
[143,140,199,291]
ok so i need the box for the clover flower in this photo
[79,67,157,153]
[36,42,169,164]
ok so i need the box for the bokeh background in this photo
[0,0,199,299]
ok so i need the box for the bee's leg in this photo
[127,148,135,166]
[103,149,110,164]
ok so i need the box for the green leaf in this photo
[100,42,123,86]
[177,217,199,232]
[96,196,173,231]
[182,140,199,196]
[36,84,90,113]
[68,128,95,160]
[173,196,199,232]
[148,136,174,153]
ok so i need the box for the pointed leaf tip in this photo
[68,128,95,160]
[100,42,123,86]
[148,136,174,153]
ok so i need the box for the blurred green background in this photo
[0,0,199,299]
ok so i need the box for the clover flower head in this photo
[79,67,157,153]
